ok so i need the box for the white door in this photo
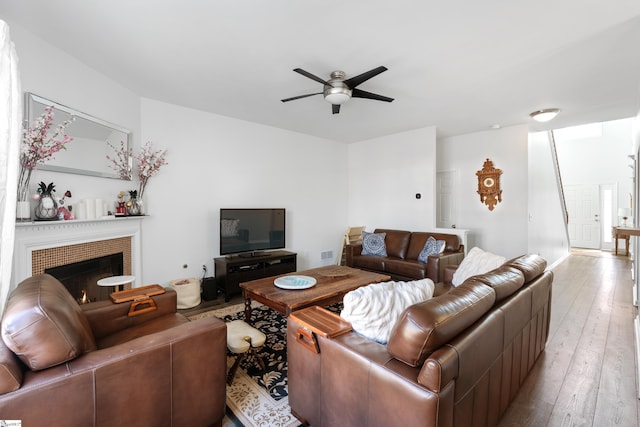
[437,171,456,228]
[565,184,601,249]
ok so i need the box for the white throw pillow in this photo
[451,246,506,286]
[340,278,435,344]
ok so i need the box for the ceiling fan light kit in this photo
[282,66,394,114]
[530,108,560,122]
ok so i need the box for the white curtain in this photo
[0,20,21,313]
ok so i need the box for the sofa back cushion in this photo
[466,265,525,303]
[1,274,97,371]
[387,281,496,367]
[374,229,411,259]
[406,232,461,260]
[505,254,547,283]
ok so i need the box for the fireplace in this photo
[12,217,144,298]
[45,253,124,303]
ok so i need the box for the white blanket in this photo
[340,278,435,344]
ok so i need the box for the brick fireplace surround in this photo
[12,217,144,294]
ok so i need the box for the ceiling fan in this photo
[281,66,394,114]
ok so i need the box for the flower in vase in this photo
[134,141,167,198]
[18,106,75,201]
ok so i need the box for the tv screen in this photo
[220,208,286,255]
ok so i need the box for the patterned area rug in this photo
[188,302,297,427]
[188,301,342,427]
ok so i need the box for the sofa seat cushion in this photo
[387,281,496,367]
[352,255,386,271]
[451,247,506,286]
[341,279,435,344]
[95,313,189,349]
[1,274,97,371]
[383,258,428,280]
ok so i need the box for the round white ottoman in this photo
[226,320,266,384]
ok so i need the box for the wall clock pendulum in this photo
[476,158,502,211]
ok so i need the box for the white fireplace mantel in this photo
[12,217,144,292]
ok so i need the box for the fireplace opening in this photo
[45,253,124,303]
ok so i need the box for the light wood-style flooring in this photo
[498,250,640,426]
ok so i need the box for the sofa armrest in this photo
[443,264,458,286]
[426,252,465,283]
[345,244,363,266]
[3,316,227,426]
[81,288,179,340]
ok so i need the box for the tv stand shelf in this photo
[214,250,297,301]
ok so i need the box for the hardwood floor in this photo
[498,251,640,426]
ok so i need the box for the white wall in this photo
[139,99,348,285]
[347,126,437,231]
[437,125,529,259]
[10,23,141,207]
[555,118,635,216]
[528,131,569,265]
[7,21,350,290]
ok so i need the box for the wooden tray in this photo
[289,306,352,338]
[110,284,165,303]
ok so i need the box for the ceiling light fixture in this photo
[530,108,560,123]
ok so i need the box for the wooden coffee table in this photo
[239,265,390,321]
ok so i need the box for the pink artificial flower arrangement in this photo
[17,105,75,200]
[135,141,168,198]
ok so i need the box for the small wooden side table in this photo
[97,275,135,292]
[612,227,640,255]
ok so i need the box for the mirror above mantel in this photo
[25,92,132,180]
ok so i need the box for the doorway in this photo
[564,183,616,250]
[436,170,457,228]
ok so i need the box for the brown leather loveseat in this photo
[0,274,227,426]
[346,228,465,283]
[288,254,552,427]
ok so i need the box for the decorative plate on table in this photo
[274,275,317,290]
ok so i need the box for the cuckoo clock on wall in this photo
[476,158,502,211]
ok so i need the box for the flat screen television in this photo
[220,208,286,256]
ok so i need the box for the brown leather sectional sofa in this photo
[0,274,227,426]
[346,228,465,283]
[288,254,552,427]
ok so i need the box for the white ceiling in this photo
[1,1,640,143]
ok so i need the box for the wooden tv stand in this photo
[214,250,297,301]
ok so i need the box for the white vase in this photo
[16,200,31,221]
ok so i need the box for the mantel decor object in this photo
[34,182,59,220]
[476,158,503,211]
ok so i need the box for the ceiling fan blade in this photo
[344,66,388,89]
[352,88,394,103]
[281,92,323,102]
[332,104,341,114]
[293,68,331,85]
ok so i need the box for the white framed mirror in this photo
[25,92,132,180]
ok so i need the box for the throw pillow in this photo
[451,246,506,286]
[361,231,387,256]
[340,278,435,344]
[417,236,446,263]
